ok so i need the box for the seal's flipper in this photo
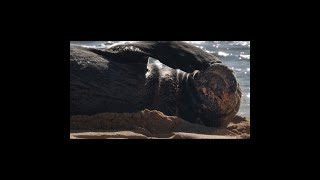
[108,41,222,73]
[87,46,151,65]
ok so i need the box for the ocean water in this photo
[70,41,250,119]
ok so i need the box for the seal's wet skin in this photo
[70,41,242,127]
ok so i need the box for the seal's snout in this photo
[193,64,242,127]
[194,64,240,99]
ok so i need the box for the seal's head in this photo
[192,64,242,127]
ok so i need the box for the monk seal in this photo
[70,41,242,127]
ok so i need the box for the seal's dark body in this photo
[70,41,239,127]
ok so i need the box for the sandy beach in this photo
[70,109,250,139]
